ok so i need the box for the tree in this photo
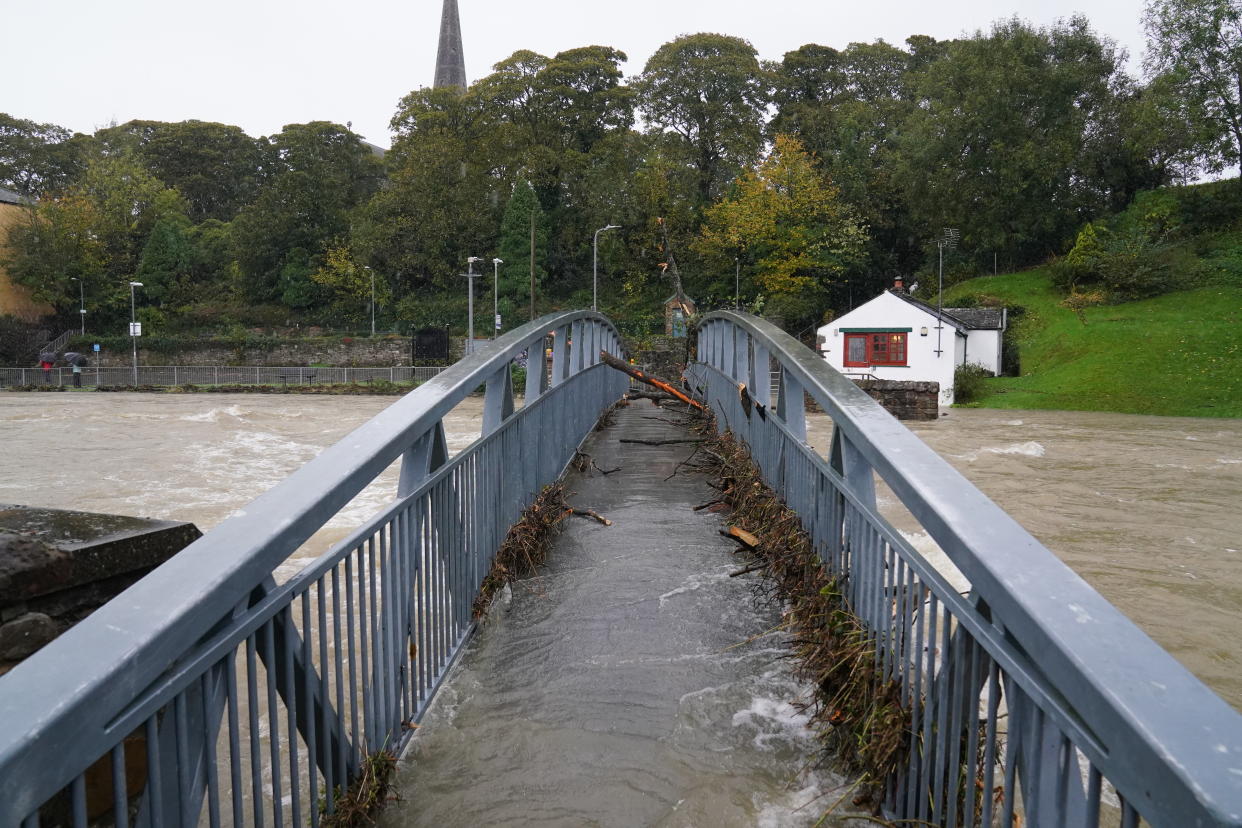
[138,120,266,222]
[694,135,868,324]
[899,17,1129,269]
[496,178,548,321]
[771,40,920,279]
[634,33,770,204]
[135,216,193,306]
[1143,0,1242,174]
[231,122,384,302]
[0,114,90,198]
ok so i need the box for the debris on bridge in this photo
[689,413,912,812]
[473,482,569,620]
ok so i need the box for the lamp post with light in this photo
[128,281,143,385]
[592,224,620,311]
[70,277,85,335]
[364,266,376,336]
[935,228,960,357]
[491,258,503,338]
[465,256,481,354]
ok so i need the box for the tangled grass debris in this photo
[319,747,398,827]
[687,412,910,808]
[472,483,569,619]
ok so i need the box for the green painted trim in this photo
[840,327,913,333]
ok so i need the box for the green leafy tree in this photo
[496,178,548,321]
[899,16,1129,269]
[138,120,266,222]
[770,40,920,281]
[1143,0,1242,174]
[635,33,770,204]
[694,135,868,324]
[231,122,384,302]
[135,216,193,306]
[0,113,91,198]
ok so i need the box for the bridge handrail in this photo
[0,309,626,823]
[695,310,1242,826]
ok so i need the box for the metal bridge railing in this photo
[0,311,628,827]
[690,311,1242,828]
[0,364,448,388]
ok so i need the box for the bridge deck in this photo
[379,402,850,826]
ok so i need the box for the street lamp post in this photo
[70,277,85,335]
[734,256,740,310]
[492,258,503,338]
[128,281,143,385]
[364,266,375,336]
[935,228,960,358]
[465,256,481,354]
[592,224,620,311]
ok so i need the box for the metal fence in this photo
[690,311,1242,828]
[0,365,448,388]
[0,311,629,827]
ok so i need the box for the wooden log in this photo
[599,351,705,411]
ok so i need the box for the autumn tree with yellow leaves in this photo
[693,134,867,324]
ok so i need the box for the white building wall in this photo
[963,329,1002,374]
[817,292,960,404]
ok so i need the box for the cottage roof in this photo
[0,187,27,206]
[888,291,1004,330]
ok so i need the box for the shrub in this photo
[952,362,993,404]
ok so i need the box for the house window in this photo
[844,332,908,366]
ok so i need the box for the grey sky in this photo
[7,0,1149,150]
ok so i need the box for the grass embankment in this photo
[943,270,1242,417]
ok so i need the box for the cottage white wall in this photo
[963,329,1002,374]
[817,292,959,403]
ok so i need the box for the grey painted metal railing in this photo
[690,311,1242,828]
[0,364,447,388]
[0,311,628,827]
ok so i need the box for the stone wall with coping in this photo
[853,379,940,421]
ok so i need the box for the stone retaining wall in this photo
[853,379,940,421]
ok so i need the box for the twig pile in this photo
[319,747,398,827]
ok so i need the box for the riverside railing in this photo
[0,310,628,827]
[689,311,1242,828]
[0,364,447,388]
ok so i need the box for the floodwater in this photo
[806,408,1242,712]
[1,392,1239,819]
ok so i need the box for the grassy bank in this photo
[942,270,1242,417]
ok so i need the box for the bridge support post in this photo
[398,422,449,499]
[551,325,569,386]
[483,367,515,436]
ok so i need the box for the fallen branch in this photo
[664,443,703,481]
[729,560,769,578]
[693,499,723,512]
[569,508,613,526]
[620,438,703,446]
[599,351,705,410]
[591,460,622,475]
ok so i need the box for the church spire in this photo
[434,0,467,90]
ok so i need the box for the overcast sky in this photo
[7,0,1149,150]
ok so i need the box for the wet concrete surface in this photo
[382,402,853,827]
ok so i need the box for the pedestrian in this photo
[72,361,82,387]
[39,358,52,384]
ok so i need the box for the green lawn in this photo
[942,270,1242,417]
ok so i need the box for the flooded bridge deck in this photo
[380,402,850,826]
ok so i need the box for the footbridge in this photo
[1,310,1239,827]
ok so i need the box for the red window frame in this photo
[844,332,907,367]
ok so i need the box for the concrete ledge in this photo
[0,505,201,673]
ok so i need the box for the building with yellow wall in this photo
[0,189,53,322]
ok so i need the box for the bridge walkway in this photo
[379,402,854,826]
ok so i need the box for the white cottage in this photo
[817,284,1007,404]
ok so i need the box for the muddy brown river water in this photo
[2,393,1239,823]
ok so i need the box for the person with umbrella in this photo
[38,352,55,384]
[63,352,88,388]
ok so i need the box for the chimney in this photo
[893,277,904,293]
